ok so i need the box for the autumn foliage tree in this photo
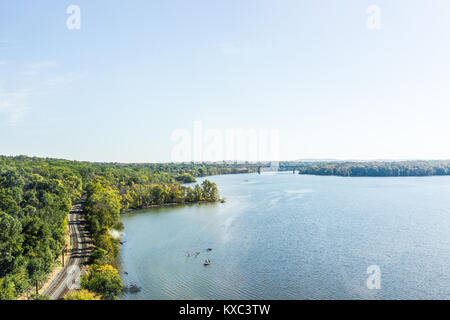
[64,289,101,300]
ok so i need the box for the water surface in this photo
[119,173,450,299]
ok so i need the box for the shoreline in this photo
[121,199,224,213]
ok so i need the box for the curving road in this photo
[43,194,92,299]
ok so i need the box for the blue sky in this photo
[1,0,450,162]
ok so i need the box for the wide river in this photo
[119,173,450,299]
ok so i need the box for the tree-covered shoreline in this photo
[278,160,450,177]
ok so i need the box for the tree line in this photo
[278,160,450,177]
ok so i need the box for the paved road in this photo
[43,195,92,299]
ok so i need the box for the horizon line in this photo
[2,154,450,165]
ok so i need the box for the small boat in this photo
[206,248,212,251]
[203,260,211,266]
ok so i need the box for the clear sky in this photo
[1,0,450,162]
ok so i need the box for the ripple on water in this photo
[120,173,450,299]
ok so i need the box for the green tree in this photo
[201,180,219,201]
[193,184,203,201]
[175,173,196,183]
[81,264,122,300]
[150,185,165,205]
[0,276,17,300]
[185,187,196,202]
[0,212,23,277]
[85,184,121,230]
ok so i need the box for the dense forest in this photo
[278,160,450,177]
[0,155,256,300]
